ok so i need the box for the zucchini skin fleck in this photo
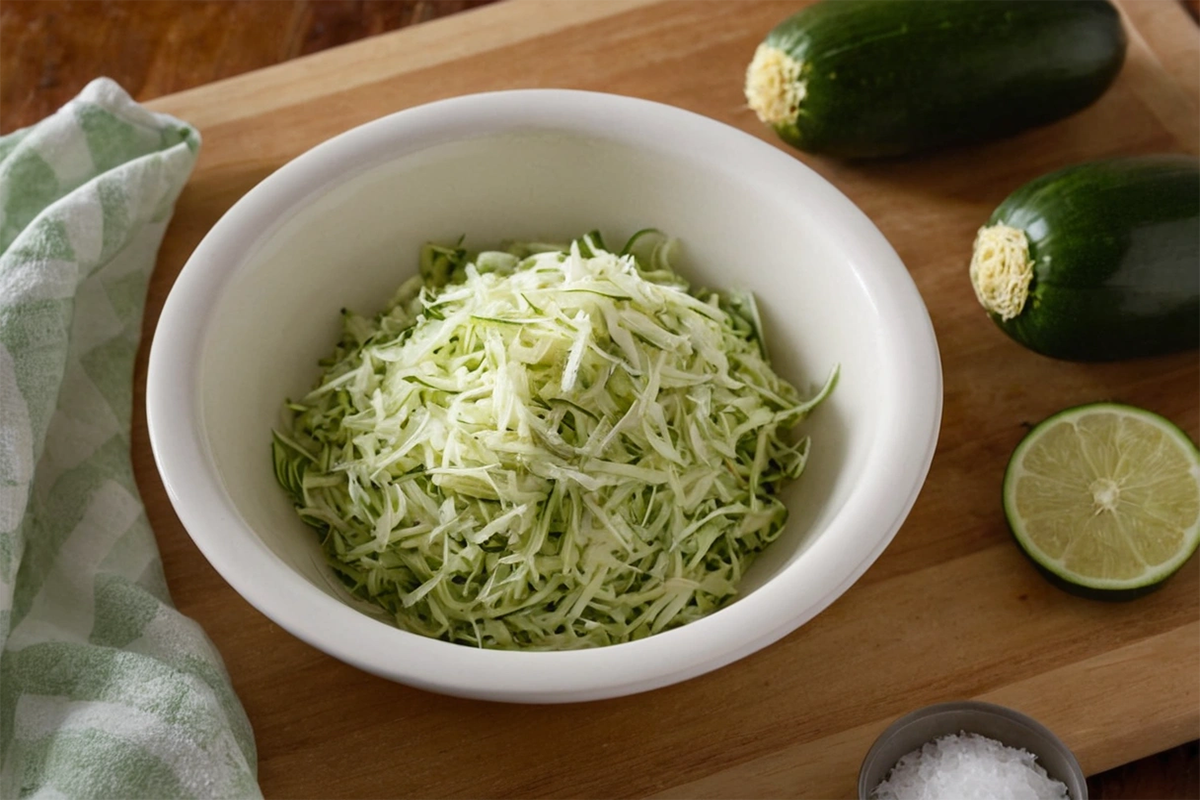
[760,0,1127,158]
[987,155,1200,362]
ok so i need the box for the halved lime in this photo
[1003,402,1200,600]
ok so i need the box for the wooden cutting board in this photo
[132,2,1200,797]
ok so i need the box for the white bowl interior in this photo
[151,91,940,701]
[202,132,873,606]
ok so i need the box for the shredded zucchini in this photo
[272,230,836,650]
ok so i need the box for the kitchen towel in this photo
[0,77,259,799]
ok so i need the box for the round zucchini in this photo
[970,155,1200,361]
[744,0,1127,158]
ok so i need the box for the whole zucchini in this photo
[970,155,1200,361]
[744,0,1127,158]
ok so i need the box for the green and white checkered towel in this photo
[0,78,260,799]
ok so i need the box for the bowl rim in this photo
[147,89,943,702]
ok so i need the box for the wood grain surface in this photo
[0,0,496,133]
[2,2,1199,798]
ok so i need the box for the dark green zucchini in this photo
[969,155,1200,361]
[744,0,1126,158]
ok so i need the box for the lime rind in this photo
[1003,402,1200,596]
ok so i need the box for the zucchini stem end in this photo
[970,223,1034,321]
[745,44,806,127]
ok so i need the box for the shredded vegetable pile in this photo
[272,230,835,649]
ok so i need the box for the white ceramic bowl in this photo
[148,90,942,703]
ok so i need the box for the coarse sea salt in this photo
[870,732,1071,800]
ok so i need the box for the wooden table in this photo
[2,2,1198,798]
